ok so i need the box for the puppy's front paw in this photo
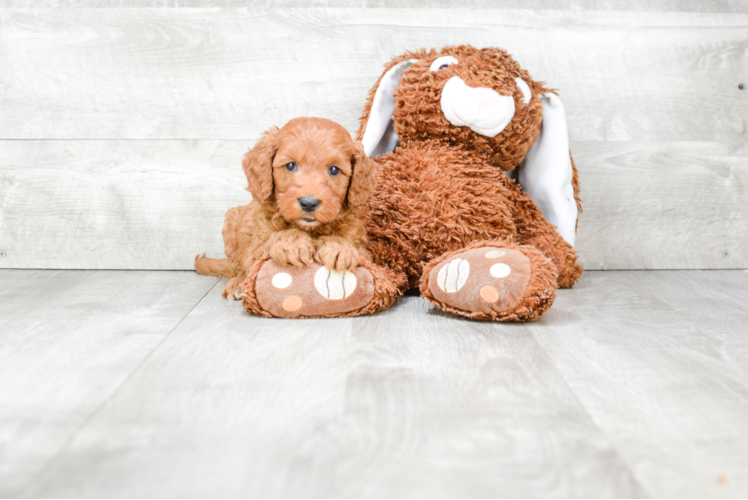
[315,241,360,272]
[269,237,315,268]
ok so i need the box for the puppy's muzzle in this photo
[298,196,321,213]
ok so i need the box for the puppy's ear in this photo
[346,140,379,208]
[243,127,280,204]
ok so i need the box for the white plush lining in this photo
[361,59,417,157]
[518,94,578,247]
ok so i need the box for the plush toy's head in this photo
[357,45,551,170]
[357,45,581,247]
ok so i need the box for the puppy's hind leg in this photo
[195,254,234,278]
[195,254,245,300]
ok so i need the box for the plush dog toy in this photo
[236,45,582,321]
[356,45,584,321]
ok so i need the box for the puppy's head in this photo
[243,117,377,231]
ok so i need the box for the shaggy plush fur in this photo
[355,45,584,320]
[196,117,404,313]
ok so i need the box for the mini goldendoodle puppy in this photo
[196,117,405,318]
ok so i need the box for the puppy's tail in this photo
[195,254,234,278]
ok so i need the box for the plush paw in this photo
[247,260,375,318]
[425,246,541,319]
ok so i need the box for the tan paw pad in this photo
[282,295,302,311]
[479,285,499,303]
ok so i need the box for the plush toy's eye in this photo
[429,56,458,72]
[285,162,297,172]
[328,165,340,176]
[515,77,532,104]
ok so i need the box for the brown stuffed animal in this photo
[355,45,584,321]
[239,45,582,321]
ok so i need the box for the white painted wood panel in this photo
[0,7,745,270]
[574,141,748,270]
[0,270,218,497]
[0,9,745,143]
[2,0,747,11]
[0,140,250,269]
[24,278,643,497]
[1,140,744,269]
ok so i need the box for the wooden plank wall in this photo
[0,2,746,270]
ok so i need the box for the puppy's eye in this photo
[429,55,458,72]
[285,162,297,172]
[328,166,340,176]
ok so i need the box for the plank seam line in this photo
[528,329,654,497]
[17,276,222,497]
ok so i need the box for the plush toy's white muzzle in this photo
[440,77,515,137]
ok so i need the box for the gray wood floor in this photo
[1,269,747,498]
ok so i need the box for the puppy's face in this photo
[243,117,377,231]
[272,122,353,230]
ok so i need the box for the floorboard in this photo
[0,270,219,497]
[526,270,748,497]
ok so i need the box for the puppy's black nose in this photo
[298,196,320,213]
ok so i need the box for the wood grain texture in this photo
[2,0,748,10]
[0,270,219,497]
[6,269,747,497]
[526,270,748,497]
[574,141,748,270]
[0,140,250,269]
[1,140,745,270]
[23,277,644,498]
[0,9,746,143]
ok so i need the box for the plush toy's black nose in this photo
[298,196,320,213]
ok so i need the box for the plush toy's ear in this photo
[357,58,419,157]
[346,140,380,208]
[518,94,579,247]
[243,127,280,204]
